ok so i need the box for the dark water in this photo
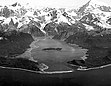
[0,65,111,86]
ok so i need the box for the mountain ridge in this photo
[0,0,111,35]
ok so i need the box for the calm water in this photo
[25,38,87,72]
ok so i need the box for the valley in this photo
[17,37,87,72]
[0,0,111,85]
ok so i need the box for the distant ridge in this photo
[0,0,110,32]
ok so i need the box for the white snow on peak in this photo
[57,14,71,25]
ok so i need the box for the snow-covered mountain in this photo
[78,0,111,29]
[0,0,111,35]
[78,0,111,13]
[0,2,78,35]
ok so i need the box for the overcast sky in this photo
[1,0,111,8]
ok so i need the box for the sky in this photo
[1,0,111,8]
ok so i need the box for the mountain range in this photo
[0,0,111,36]
[0,0,111,72]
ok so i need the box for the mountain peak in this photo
[78,0,91,13]
[78,0,111,13]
